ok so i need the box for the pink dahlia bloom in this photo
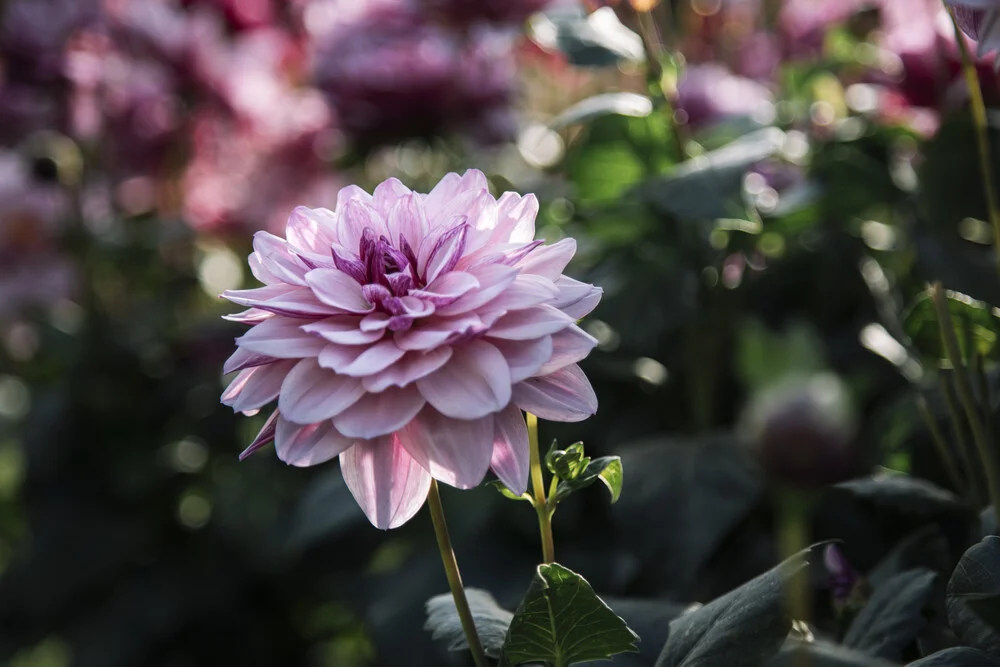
[947,0,1000,63]
[220,170,602,529]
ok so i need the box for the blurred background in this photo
[1,0,999,665]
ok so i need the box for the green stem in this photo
[930,282,1000,520]
[426,480,490,667]
[916,394,965,494]
[527,413,556,564]
[942,375,980,501]
[778,493,812,667]
[949,7,1000,270]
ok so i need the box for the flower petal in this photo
[223,347,275,374]
[388,192,428,247]
[275,416,355,467]
[305,269,375,313]
[223,308,273,325]
[512,364,597,423]
[552,276,603,319]
[235,318,326,358]
[278,358,366,423]
[286,206,338,255]
[485,274,559,312]
[409,271,479,306]
[487,305,575,341]
[400,410,493,489]
[338,340,407,377]
[333,385,426,438]
[538,325,598,375]
[514,238,576,279]
[317,343,365,369]
[222,360,295,413]
[362,347,454,393]
[302,316,385,345]
[490,404,530,495]
[224,285,342,318]
[492,192,538,244]
[416,340,512,419]
[394,314,483,351]
[423,221,469,284]
[434,264,519,316]
[239,410,279,460]
[488,335,553,383]
[372,177,412,216]
[339,435,432,530]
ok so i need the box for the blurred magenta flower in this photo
[947,0,1000,61]
[419,0,556,26]
[311,5,517,148]
[675,64,774,130]
[823,544,860,608]
[221,170,602,529]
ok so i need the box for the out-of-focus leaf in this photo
[843,569,937,660]
[574,597,688,667]
[867,525,950,590]
[654,548,812,667]
[903,288,1000,362]
[948,537,1000,656]
[550,93,653,130]
[919,117,1000,228]
[500,562,639,666]
[969,594,1000,636]
[425,588,512,659]
[767,641,898,666]
[736,319,826,391]
[908,647,1000,666]
[834,475,964,518]
[528,6,644,67]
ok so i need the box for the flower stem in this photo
[930,282,1000,521]
[949,7,1000,270]
[426,480,489,667]
[916,393,965,493]
[778,491,812,667]
[527,412,556,564]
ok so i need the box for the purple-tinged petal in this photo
[388,316,414,332]
[488,335,553,383]
[363,283,393,304]
[339,434,432,530]
[360,312,392,332]
[363,347,453,393]
[224,285,342,318]
[399,235,419,275]
[397,296,435,318]
[514,238,576,280]
[387,272,414,296]
[286,206,338,254]
[424,169,488,215]
[222,284,297,308]
[253,231,310,286]
[512,364,597,423]
[340,198,387,253]
[490,404,530,494]
[333,385,426,438]
[434,264,519,316]
[492,192,538,244]
[500,240,544,267]
[409,272,480,306]
[318,343,365,369]
[278,358,366,423]
[538,325,598,375]
[400,410,493,489]
[373,177,412,216]
[235,318,326,358]
[339,340,407,377]
[332,244,367,284]
[389,192,428,247]
[423,221,469,284]
[239,410,279,460]
[275,415,354,467]
[487,305,575,341]
[303,317,385,345]
[552,276,603,319]
[394,314,484,351]
[416,340,512,419]
[460,192,500,255]
[305,269,375,313]
[222,360,295,413]
[222,308,272,325]
[223,347,276,374]
[485,274,559,312]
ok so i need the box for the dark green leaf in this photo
[554,457,624,504]
[546,442,590,481]
[903,289,1000,363]
[833,475,964,518]
[947,536,1000,656]
[489,480,534,503]
[654,549,810,667]
[500,562,639,666]
[425,588,512,659]
[969,594,1000,635]
[767,641,898,667]
[550,93,653,130]
[528,6,644,68]
[909,647,1000,666]
[843,569,937,660]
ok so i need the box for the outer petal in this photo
[278,358,366,423]
[303,316,385,345]
[490,404,530,495]
[483,274,559,312]
[372,177,412,216]
[388,192,428,246]
[239,410,279,460]
[492,192,538,245]
[224,285,341,318]
[515,238,576,280]
[487,305,575,341]
[512,364,598,423]
[538,325,598,375]
[488,336,552,383]
[305,269,375,313]
[424,169,488,217]
[223,346,275,374]
[362,347,453,393]
[333,385,426,438]
[286,206,338,254]
[552,276,603,319]
[400,410,493,489]
[222,360,295,413]
[252,231,310,285]
[340,435,432,529]
[416,340,512,419]
[235,318,326,358]
[275,416,355,467]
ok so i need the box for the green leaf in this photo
[425,588,513,659]
[554,456,624,504]
[528,6,643,68]
[546,442,590,481]
[735,319,826,391]
[550,93,653,130]
[842,568,937,660]
[968,594,1000,636]
[489,480,534,504]
[948,536,1000,656]
[501,563,639,666]
[903,288,1000,363]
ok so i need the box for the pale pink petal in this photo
[360,312,392,332]
[286,206,338,254]
[512,364,598,423]
[223,347,275,374]
[222,360,295,413]
[491,192,538,244]
[484,274,559,312]
[338,340,407,377]
[305,269,374,313]
[424,169,488,216]
[488,335,553,382]
[278,358,366,423]
[400,410,493,489]
[252,231,309,285]
[409,271,479,306]
[340,435,432,529]
[515,238,577,279]
[388,192,428,244]
[490,404,530,494]
[317,343,365,369]
[487,305,575,341]
[394,314,483,351]
[224,285,341,318]
[434,264,519,316]
[372,177,412,216]
[539,325,599,375]
[552,276,603,319]
[416,340,512,419]
[362,347,454,393]
[397,296,435,318]
[302,317,385,345]
[239,410,279,460]
[333,385,426,438]
[339,198,387,252]
[275,415,355,467]
[222,308,272,324]
[461,192,500,254]
[235,318,326,358]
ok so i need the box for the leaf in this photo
[500,562,639,666]
[554,456,624,504]
[843,568,937,660]
[489,480,535,503]
[550,93,654,130]
[903,288,1000,363]
[908,647,1000,666]
[640,128,786,223]
[767,641,899,667]
[425,588,513,659]
[969,594,1000,636]
[546,442,590,481]
[654,549,810,667]
[528,6,644,68]
[735,319,826,391]
[833,475,964,518]
[948,537,1000,656]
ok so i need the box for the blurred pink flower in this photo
[419,0,556,26]
[947,0,1000,62]
[311,5,517,148]
[675,64,774,129]
[221,170,602,529]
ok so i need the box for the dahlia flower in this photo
[947,0,1000,63]
[221,171,602,529]
[419,0,555,26]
